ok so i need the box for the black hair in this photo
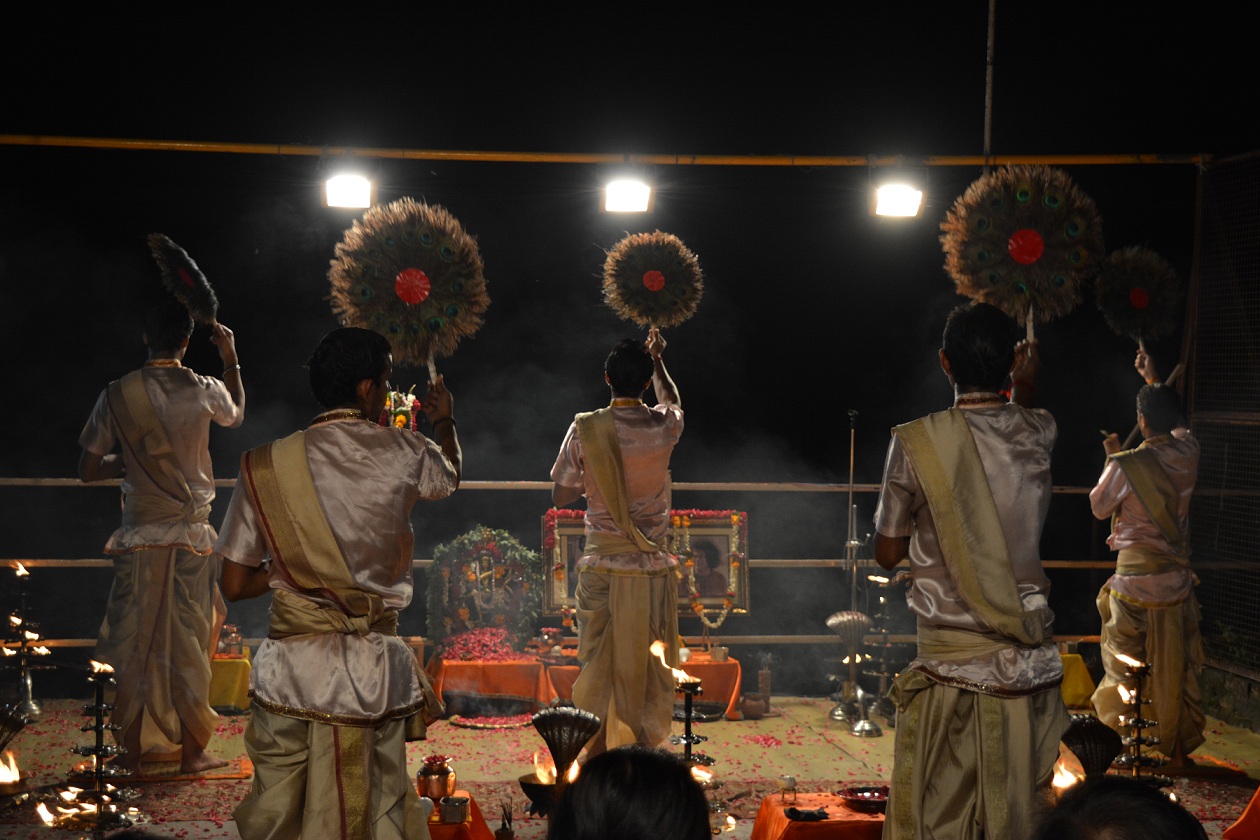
[940,302,1021,391]
[1137,383,1185,435]
[144,299,194,353]
[693,541,721,569]
[604,339,654,397]
[307,327,392,409]
[547,746,710,840]
[1030,775,1207,840]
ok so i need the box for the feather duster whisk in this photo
[148,233,219,324]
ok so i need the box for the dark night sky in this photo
[1,5,1254,687]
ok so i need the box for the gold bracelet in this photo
[223,364,241,376]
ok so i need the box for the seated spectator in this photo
[1031,774,1207,840]
[547,745,710,840]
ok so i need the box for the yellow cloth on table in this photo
[1059,653,1096,708]
[210,648,252,709]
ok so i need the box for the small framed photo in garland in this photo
[541,509,749,622]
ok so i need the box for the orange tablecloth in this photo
[546,652,744,720]
[429,790,494,840]
[750,792,884,840]
[426,657,553,712]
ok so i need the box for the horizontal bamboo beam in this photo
[4,634,1104,650]
[0,477,1095,495]
[0,135,1206,169]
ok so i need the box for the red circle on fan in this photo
[1007,229,1045,265]
[642,270,666,291]
[1130,287,1150,309]
[395,268,431,304]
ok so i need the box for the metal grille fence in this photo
[1191,152,1260,673]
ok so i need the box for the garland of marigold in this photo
[673,511,745,630]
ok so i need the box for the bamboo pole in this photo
[0,135,1205,168]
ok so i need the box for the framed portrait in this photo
[541,509,749,618]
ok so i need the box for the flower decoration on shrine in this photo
[426,526,542,650]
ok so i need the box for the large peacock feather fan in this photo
[940,165,1104,327]
[602,231,703,329]
[148,233,219,324]
[1094,246,1182,344]
[329,198,489,370]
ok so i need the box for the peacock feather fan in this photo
[602,231,703,328]
[328,198,490,368]
[1094,246,1182,343]
[148,233,219,324]
[940,165,1104,326]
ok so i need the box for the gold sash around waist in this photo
[268,588,399,640]
[1116,545,1189,576]
[121,492,212,528]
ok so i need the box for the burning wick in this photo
[1051,757,1084,792]
[8,615,20,627]
[867,574,889,584]
[0,751,20,785]
[1115,653,1145,670]
[649,640,699,686]
[90,660,115,674]
[14,563,28,577]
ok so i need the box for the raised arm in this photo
[646,327,680,408]
[212,322,246,427]
[1009,338,1040,408]
[422,375,462,486]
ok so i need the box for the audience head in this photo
[1031,775,1207,840]
[940,302,1022,392]
[307,327,392,410]
[604,339,654,398]
[547,746,711,840]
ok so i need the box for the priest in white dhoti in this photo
[551,327,684,755]
[79,299,244,773]
[874,303,1069,840]
[218,327,459,840]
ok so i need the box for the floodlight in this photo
[324,173,375,209]
[602,178,653,213]
[872,183,925,218]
